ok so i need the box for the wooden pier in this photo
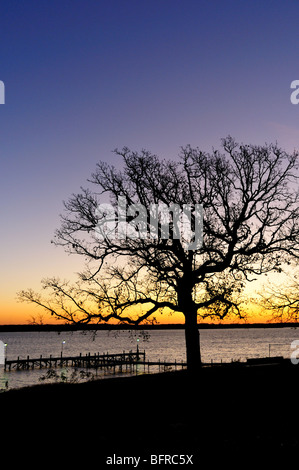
[4,351,145,371]
[4,350,187,373]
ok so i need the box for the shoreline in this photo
[0,358,295,394]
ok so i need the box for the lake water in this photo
[0,327,298,391]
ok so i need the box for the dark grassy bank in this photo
[1,363,299,466]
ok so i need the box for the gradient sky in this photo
[1,0,299,324]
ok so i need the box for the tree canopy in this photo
[18,136,299,370]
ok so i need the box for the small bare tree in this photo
[18,137,299,371]
[260,269,299,322]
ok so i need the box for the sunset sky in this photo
[1,0,299,324]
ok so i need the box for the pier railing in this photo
[4,350,145,371]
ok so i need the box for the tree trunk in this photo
[184,309,201,373]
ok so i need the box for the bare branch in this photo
[259,269,299,322]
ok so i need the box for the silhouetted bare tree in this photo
[260,269,299,322]
[18,137,299,371]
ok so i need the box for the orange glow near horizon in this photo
[0,299,281,326]
[0,269,288,326]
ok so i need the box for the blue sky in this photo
[1,0,299,322]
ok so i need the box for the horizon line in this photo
[0,321,298,331]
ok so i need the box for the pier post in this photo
[136,340,140,361]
